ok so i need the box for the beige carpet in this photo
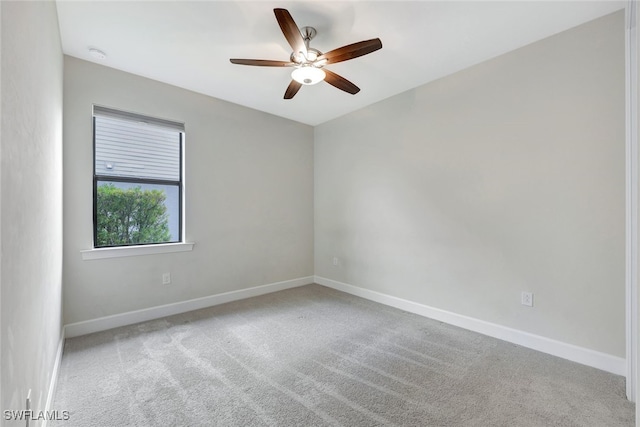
[52,284,634,426]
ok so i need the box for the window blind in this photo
[93,105,184,132]
[94,107,182,182]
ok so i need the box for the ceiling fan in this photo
[230,8,382,99]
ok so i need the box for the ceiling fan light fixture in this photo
[291,66,325,85]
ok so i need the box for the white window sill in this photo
[81,242,194,260]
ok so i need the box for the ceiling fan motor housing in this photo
[290,47,322,65]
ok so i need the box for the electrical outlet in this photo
[162,273,171,285]
[521,291,533,307]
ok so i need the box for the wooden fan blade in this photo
[317,38,382,64]
[324,69,360,95]
[230,59,295,67]
[284,80,302,99]
[274,8,307,57]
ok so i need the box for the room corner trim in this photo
[42,327,65,427]
[626,0,639,402]
[315,276,626,376]
[64,276,314,338]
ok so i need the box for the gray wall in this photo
[314,11,625,357]
[1,0,64,422]
[63,57,314,324]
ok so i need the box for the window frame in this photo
[92,106,185,249]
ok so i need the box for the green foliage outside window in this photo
[96,184,171,246]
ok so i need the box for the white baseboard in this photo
[314,276,626,376]
[42,327,65,427]
[61,274,625,374]
[64,276,313,338]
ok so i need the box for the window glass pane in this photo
[96,180,179,247]
[95,115,180,181]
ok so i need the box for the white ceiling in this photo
[56,1,625,126]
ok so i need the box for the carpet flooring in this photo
[52,284,635,426]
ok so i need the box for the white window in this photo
[93,106,184,248]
